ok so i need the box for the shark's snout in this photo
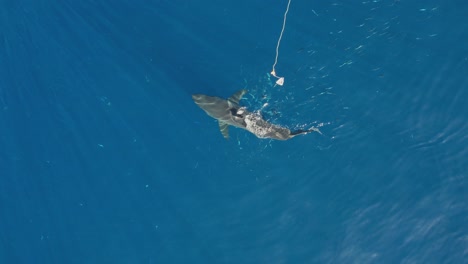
[192,94,212,106]
[192,94,202,102]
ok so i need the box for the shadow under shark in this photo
[192,89,320,140]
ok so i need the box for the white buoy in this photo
[275,77,284,86]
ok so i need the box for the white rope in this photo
[271,0,291,86]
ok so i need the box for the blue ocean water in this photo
[1,0,467,263]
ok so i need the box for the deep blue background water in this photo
[1,0,467,263]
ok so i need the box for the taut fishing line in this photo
[270,0,291,87]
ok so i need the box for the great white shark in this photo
[192,89,320,140]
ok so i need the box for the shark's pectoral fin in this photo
[228,89,247,105]
[218,121,229,139]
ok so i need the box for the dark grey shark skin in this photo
[192,90,320,140]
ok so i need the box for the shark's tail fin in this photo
[308,126,322,135]
[290,126,322,137]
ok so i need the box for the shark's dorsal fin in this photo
[218,121,229,139]
[228,89,247,105]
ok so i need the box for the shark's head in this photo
[192,91,249,140]
[192,94,234,121]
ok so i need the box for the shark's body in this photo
[192,90,319,140]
